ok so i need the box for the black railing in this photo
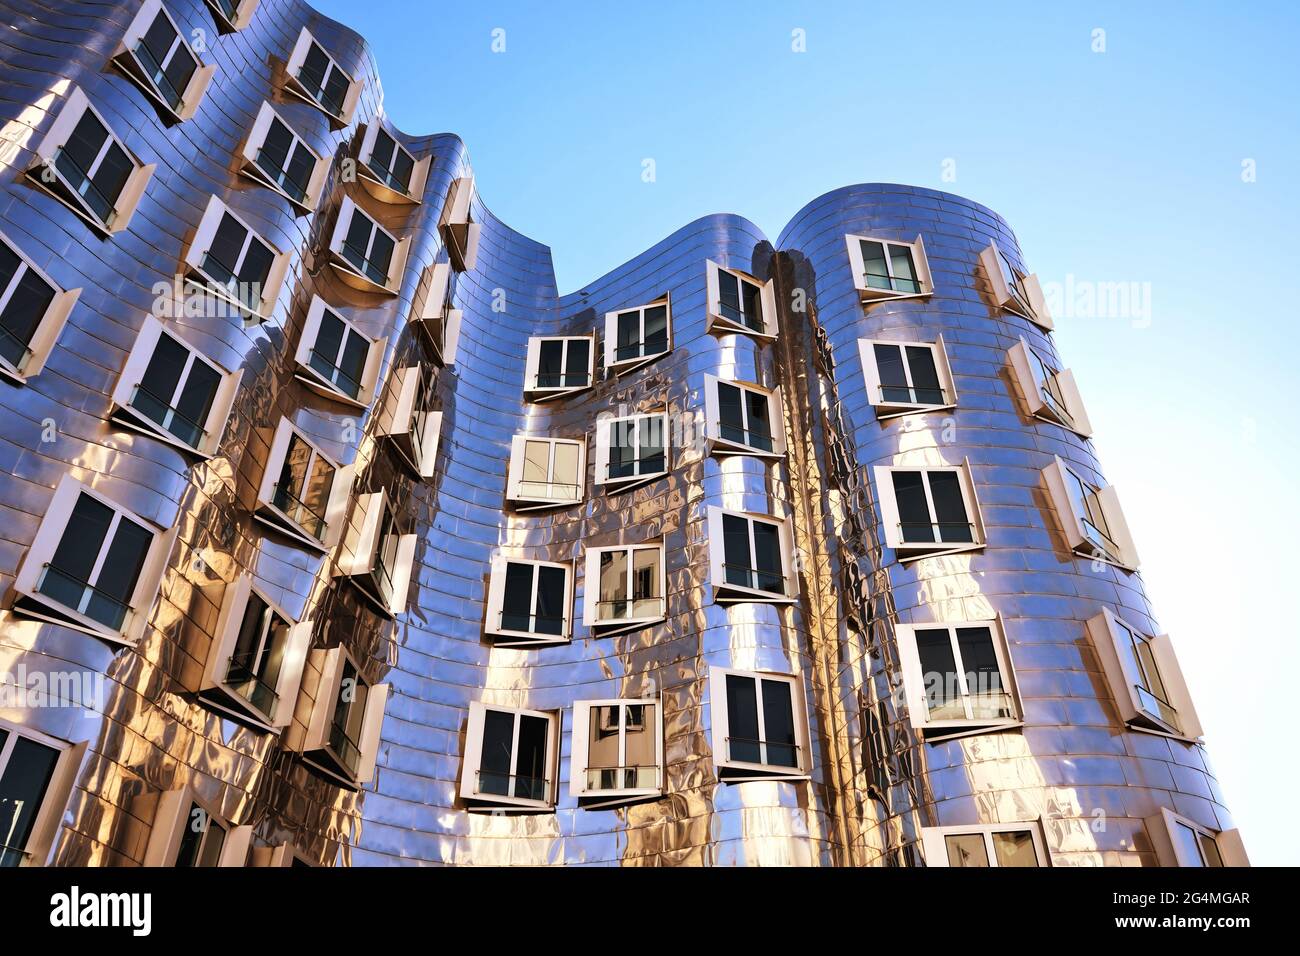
[515,479,581,500]
[0,325,33,372]
[718,301,763,332]
[531,371,591,389]
[130,382,207,447]
[36,563,130,630]
[594,596,664,622]
[585,765,659,791]
[613,339,668,363]
[722,564,786,595]
[877,384,948,406]
[132,40,186,110]
[255,149,309,203]
[328,721,361,774]
[607,453,665,480]
[270,483,328,540]
[498,609,567,636]
[199,253,262,311]
[924,691,1014,722]
[364,160,410,194]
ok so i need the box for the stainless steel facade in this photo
[0,0,1238,866]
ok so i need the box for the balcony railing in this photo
[224,649,278,716]
[613,337,668,363]
[130,382,207,448]
[328,720,361,775]
[594,596,664,623]
[718,300,763,332]
[307,348,363,399]
[255,150,310,203]
[722,563,787,596]
[898,520,976,545]
[1136,684,1181,731]
[0,325,33,373]
[924,691,1015,722]
[498,609,567,637]
[340,242,390,286]
[718,421,774,452]
[530,370,591,390]
[131,40,186,110]
[53,148,115,224]
[864,270,921,294]
[270,483,328,540]
[877,383,948,406]
[514,478,581,501]
[476,769,549,802]
[584,765,659,791]
[606,452,665,480]
[36,563,130,631]
[726,735,800,769]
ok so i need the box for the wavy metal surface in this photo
[0,0,1233,866]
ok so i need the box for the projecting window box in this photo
[376,365,442,479]
[604,295,671,375]
[705,260,777,339]
[1041,456,1139,570]
[1147,807,1248,867]
[283,25,361,125]
[291,644,389,789]
[204,0,259,34]
[703,375,786,459]
[980,240,1053,330]
[328,196,411,296]
[293,296,385,409]
[844,234,933,302]
[239,101,329,214]
[0,229,81,385]
[506,435,585,511]
[570,699,664,807]
[355,121,430,204]
[413,261,462,365]
[0,718,86,867]
[1007,337,1092,437]
[112,0,215,124]
[461,701,560,811]
[706,507,797,605]
[873,461,985,561]
[183,195,291,323]
[709,667,811,782]
[484,555,573,647]
[582,542,666,635]
[594,410,668,491]
[333,489,417,618]
[254,417,354,552]
[858,337,956,419]
[140,785,251,866]
[1087,608,1201,742]
[921,821,1049,867]
[524,334,594,400]
[439,176,480,272]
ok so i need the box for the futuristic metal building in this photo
[0,0,1244,867]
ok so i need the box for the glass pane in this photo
[638,415,664,474]
[1172,822,1209,867]
[300,454,334,539]
[724,674,761,764]
[235,237,273,304]
[172,360,219,447]
[631,547,660,618]
[607,420,637,478]
[643,305,668,355]
[928,471,972,543]
[174,802,206,867]
[0,736,60,867]
[342,213,374,272]
[0,247,55,367]
[992,830,1039,867]
[872,344,910,404]
[915,628,961,719]
[514,714,549,800]
[195,819,227,867]
[92,515,151,625]
[536,339,565,387]
[363,229,394,284]
[624,703,657,788]
[744,390,773,452]
[478,709,515,796]
[598,549,628,621]
[889,245,920,293]
[204,214,248,285]
[904,345,943,405]
[533,565,567,635]
[335,329,370,399]
[739,279,764,332]
[615,310,642,362]
[716,382,745,446]
[500,562,534,632]
[751,522,783,594]
[945,833,990,867]
[520,439,550,493]
[716,270,741,321]
[564,338,590,387]
[956,626,1009,718]
[134,333,187,431]
[587,704,621,789]
[551,442,579,496]
[721,513,754,589]
[1198,832,1224,867]
[859,240,889,290]
[891,471,934,543]
[760,678,798,768]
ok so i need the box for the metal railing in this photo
[224,650,278,716]
[255,149,310,203]
[863,270,921,294]
[876,383,948,406]
[613,338,668,363]
[594,596,664,622]
[200,253,263,311]
[52,148,115,224]
[130,382,207,447]
[498,609,567,636]
[270,483,328,540]
[340,242,390,286]
[585,765,659,791]
[718,300,763,332]
[722,564,787,595]
[530,370,591,390]
[606,453,665,480]
[726,736,801,768]
[131,40,185,109]
[0,325,33,373]
[514,479,581,501]
[718,421,774,452]
[294,64,345,116]
[1135,684,1180,731]
[924,691,1015,722]
[36,563,129,631]
[476,770,549,801]
[328,721,361,775]
[365,159,411,194]
[898,520,976,544]
[307,348,363,399]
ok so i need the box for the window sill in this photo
[607,349,670,377]
[183,273,273,324]
[10,590,138,648]
[705,312,776,341]
[916,720,1024,744]
[327,254,399,296]
[358,167,420,205]
[707,436,785,460]
[872,400,956,422]
[111,402,215,459]
[253,505,331,554]
[893,541,985,564]
[239,161,315,215]
[486,627,571,648]
[293,364,372,411]
[856,285,932,304]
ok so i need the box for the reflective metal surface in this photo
[0,0,1234,866]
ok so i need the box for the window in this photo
[980,241,1052,330]
[921,823,1048,868]
[703,375,786,458]
[484,556,573,646]
[141,786,251,866]
[334,490,417,618]
[109,315,241,457]
[284,26,360,124]
[112,0,214,122]
[705,260,777,339]
[582,543,665,634]
[327,196,410,296]
[0,230,80,383]
[1087,608,1201,741]
[254,417,354,551]
[570,700,663,806]
[376,365,442,479]
[706,507,796,604]
[356,122,430,204]
[296,645,389,788]
[184,195,290,322]
[506,435,585,510]
[460,701,559,810]
[873,461,985,560]
[604,296,671,374]
[439,176,479,272]
[845,234,933,301]
[200,575,312,731]
[896,619,1022,739]
[709,668,810,781]
[594,410,668,489]
[524,335,593,398]
[1008,337,1092,437]
[203,0,259,33]
[239,102,328,213]
[10,474,175,645]
[0,720,83,867]
[1149,808,1248,867]
[858,337,956,417]
[293,296,385,408]
[26,86,154,234]
[414,262,462,365]
[1041,456,1139,569]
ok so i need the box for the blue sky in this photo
[314,0,1300,864]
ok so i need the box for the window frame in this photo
[858,336,957,418]
[593,409,669,490]
[895,617,1023,740]
[921,821,1050,868]
[603,294,672,375]
[705,260,778,339]
[873,460,986,561]
[0,718,86,867]
[705,506,798,604]
[203,0,259,33]
[283,25,361,125]
[26,85,155,235]
[844,233,934,302]
[327,196,411,296]
[581,542,666,634]
[1041,456,1139,570]
[355,121,430,205]
[980,240,1053,330]
[460,700,560,811]
[439,176,479,272]
[1086,608,1202,742]
[1008,336,1092,437]
[141,785,251,866]
[0,228,81,384]
[376,364,442,479]
[523,334,595,399]
[111,0,215,123]
[183,194,290,322]
[709,667,811,781]
[569,698,664,806]
[293,295,386,409]
[414,262,462,365]
[333,489,417,618]
[484,555,575,647]
[239,101,329,214]
[299,644,390,789]
[703,374,787,459]
[254,417,354,552]
[1149,807,1248,867]
[505,434,586,511]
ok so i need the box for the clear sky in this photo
[313,0,1300,864]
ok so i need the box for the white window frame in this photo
[414,262,462,365]
[251,843,315,867]
[703,374,786,458]
[0,718,86,867]
[376,365,442,479]
[333,489,417,618]
[895,617,1023,740]
[484,555,574,647]
[524,334,595,399]
[183,194,291,322]
[705,260,778,339]
[201,574,312,731]
[506,434,586,510]
[112,0,215,122]
[293,295,385,409]
[460,701,560,811]
[709,667,811,781]
[327,196,411,296]
[355,121,430,205]
[1086,608,1201,742]
[109,315,242,457]
[26,85,155,235]
[254,417,354,552]
[874,460,986,561]
[581,542,666,634]
[603,294,672,375]
[10,473,176,646]
[921,821,1049,868]
[283,25,361,124]
[0,228,81,383]
[1041,456,1139,570]
[569,698,664,805]
[141,785,251,866]
[594,410,669,490]
[298,644,389,789]
[239,101,329,214]
[705,506,798,604]
[1008,337,1092,437]
[844,233,933,301]
[439,176,480,272]
[1149,807,1249,867]
[203,0,259,33]
[980,240,1053,330]
[858,336,957,418]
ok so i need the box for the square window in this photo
[203,0,259,33]
[1007,337,1092,437]
[239,102,328,213]
[376,364,442,479]
[333,490,417,618]
[506,435,586,510]
[921,822,1048,867]
[603,296,671,374]
[183,195,290,322]
[439,176,479,272]
[844,233,933,301]
[858,337,956,417]
[873,461,985,560]
[524,335,594,398]
[582,543,665,634]
[594,410,668,489]
[356,122,430,204]
[1087,608,1201,741]
[570,699,663,806]
[896,618,1022,739]
[293,296,385,408]
[295,645,389,789]
[284,26,361,124]
[254,417,354,551]
[112,0,214,122]
[703,375,786,458]
[1149,808,1247,867]
[484,556,574,646]
[327,196,410,296]
[141,785,252,866]
[461,701,559,810]
[980,241,1053,330]
[705,507,797,604]
[0,229,81,383]
[705,260,777,339]
[1041,456,1139,569]
[709,667,810,781]
[0,719,84,867]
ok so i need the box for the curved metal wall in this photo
[0,0,1232,866]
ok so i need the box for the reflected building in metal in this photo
[0,0,1244,867]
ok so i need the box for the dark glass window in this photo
[203,213,274,310]
[256,117,315,202]
[891,470,972,545]
[133,332,220,448]
[0,734,61,867]
[308,308,369,399]
[614,303,668,363]
[0,242,56,371]
[721,514,784,595]
[328,659,366,775]
[136,10,197,109]
[297,41,350,116]
[872,343,944,406]
[716,269,765,332]
[478,708,515,796]
[716,382,773,452]
[341,212,394,286]
[607,416,664,479]
[860,239,920,294]
[54,110,133,224]
[500,562,566,636]
[271,433,334,539]
[725,674,760,764]
[534,338,590,389]
[175,802,227,867]
[226,590,290,717]
[367,129,415,192]
[477,709,549,801]
[724,674,798,768]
